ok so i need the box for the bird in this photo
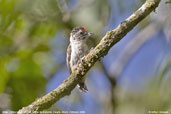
[66,26,93,92]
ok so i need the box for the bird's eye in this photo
[80,31,84,34]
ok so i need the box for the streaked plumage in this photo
[66,26,92,92]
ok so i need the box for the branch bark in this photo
[18,0,161,113]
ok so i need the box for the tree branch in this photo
[18,0,161,113]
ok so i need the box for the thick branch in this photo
[18,0,161,113]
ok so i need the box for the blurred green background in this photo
[0,0,170,114]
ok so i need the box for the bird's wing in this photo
[66,44,72,74]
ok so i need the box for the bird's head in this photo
[70,26,93,42]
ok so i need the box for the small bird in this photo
[66,26,93,92]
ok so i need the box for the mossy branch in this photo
[18,0,161,113]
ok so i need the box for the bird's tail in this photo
[77,83,88,93]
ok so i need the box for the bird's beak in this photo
[88,32,93,37]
